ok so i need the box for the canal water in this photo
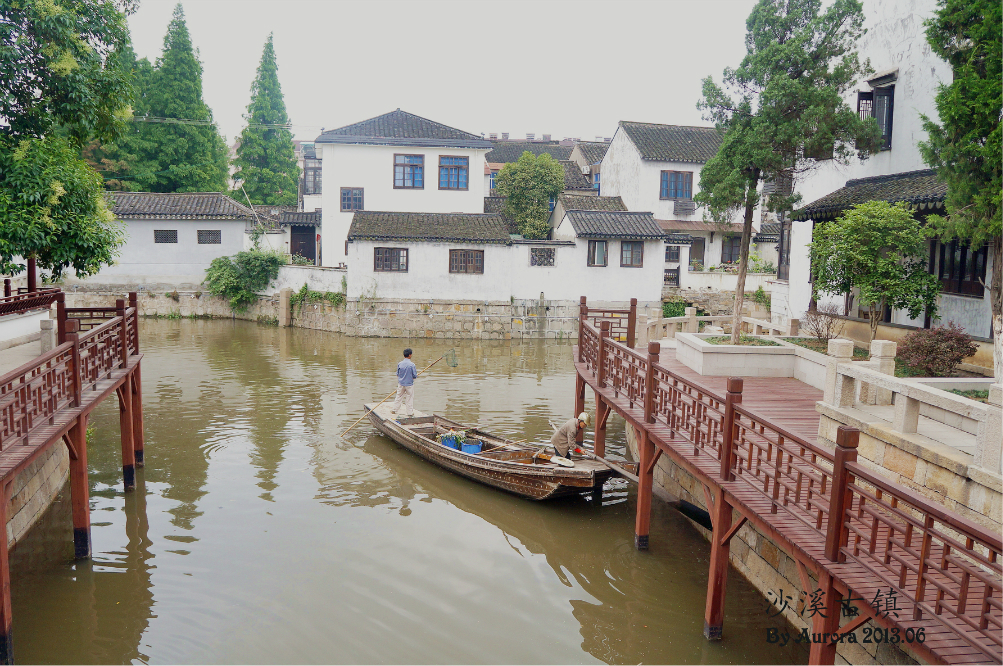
[10,319,807,664]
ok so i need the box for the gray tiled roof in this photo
[348,211,511,244]
[279,210,322,225]
[560,160,593,190]
[483,196,516,233]
[752,221,781,243]
[316,109,491,149]
[486,142,572,163]
[576,141,609,165]
[619,122,722,163]
[794,169,947,220]
[108,192,257,220]
[565,211,665,239]
[558,194,626,212]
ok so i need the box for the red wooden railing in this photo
[577,316,1003,662]
[578,296,637,348]
[0,287,60,318]
[0,305,140,452]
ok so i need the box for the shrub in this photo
[290,253,313,265]
[801,302,845,343]
[752,286,771,311]
[898,323,978,377]
[662,299,687,318]
[204,249,286,312]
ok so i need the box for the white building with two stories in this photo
[314,109,493,265]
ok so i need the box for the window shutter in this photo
[874,86,894,150]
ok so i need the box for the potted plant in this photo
[437,429,466,449]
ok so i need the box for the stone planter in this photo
[675,333,794,377]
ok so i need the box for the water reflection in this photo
[9,319,806,664]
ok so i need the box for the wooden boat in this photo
[364,403,632,500]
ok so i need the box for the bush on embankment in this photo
[204,249,286,312]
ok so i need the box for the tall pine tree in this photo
[232,34,299,205]
[141,3,228,192]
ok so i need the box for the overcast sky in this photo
[127,0,760,144]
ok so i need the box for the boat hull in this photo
[365,404,615,500]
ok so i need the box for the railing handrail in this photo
[835,361,988,418]
[732,402,834,462]
[845,459,1002,550]
[77,314,124,345]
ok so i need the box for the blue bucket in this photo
[461,441,482,454]
[441,436,459,449]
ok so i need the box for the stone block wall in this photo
[6,444,69,550]
[816,404,1002,537]
[62,289,653,341]
[623,424,915,665]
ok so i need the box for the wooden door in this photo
[290,226,316,263]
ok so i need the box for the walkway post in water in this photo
[704,377,743,640]
[0,481,12,665]
[129,293,145,467]
[117,300,137,490]
[633,341,660,550]
[66,319,92,559]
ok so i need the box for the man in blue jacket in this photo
[392,348,418,417]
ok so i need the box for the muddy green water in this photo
[10,319,807,664]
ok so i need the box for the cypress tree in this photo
[232,34,299,205]
[142,3,228,192]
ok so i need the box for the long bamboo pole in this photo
[341,352,449,437]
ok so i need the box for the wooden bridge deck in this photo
[654,350,825,446]
[572,303,1001,666]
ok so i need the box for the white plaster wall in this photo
[302,194,322,213]
[249,230,289,254]
[599,131,643,211]
[0,309,49,346]
[265,265,347,295]
[784,0,949,322]
[348,241,511,301]
[318,143,489,266]
[64,218,247,285]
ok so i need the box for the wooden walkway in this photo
[574,299,1001,666]
[0,293,144,665]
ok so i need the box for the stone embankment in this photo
[62,288,660,340]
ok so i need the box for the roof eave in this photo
[316,136,492,149]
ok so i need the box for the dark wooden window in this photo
[449,249,483,273]
[374,247,408,272]
[777,221,792,280]
[858,87,894,150]
[197,230,221,244]
[340,187,364,211]
[394,154,424,189]
[665,245,680,262]
[530,248,555,266]
[154,229,178,244]
[932,239,986,297]
[439,156,469,190]
[587,240,608,267]
[721,235,742,264]
[664,267,680,286]
[660,171,693,199]
[620,241,644,267]
[303,158,322,195]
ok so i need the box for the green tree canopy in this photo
[137,3,229,192]
[696,0,881,343]
[494,152,564,240]
[919,0,1002,379]
[232,34,299,206]
[0,135,124,278]
[78,42,159,191]
[0,0,134,281]
[809,201,941,341]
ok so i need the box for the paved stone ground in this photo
[0,340,44,376]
